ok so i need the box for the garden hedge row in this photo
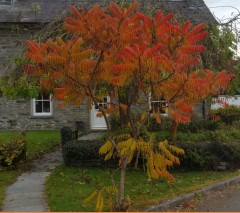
[211,105,240,125]
[62,139,107,167]
[177,140,240,170]
[62,137,240,170]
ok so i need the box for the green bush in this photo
[110,114,122,131]
[211,127,240,142]
[0,134,26,167]
[62,139,106,167]
[149,115,221,134]
[178,116,205,133]
[177,140,240,170]
[211,105,240,125]
[148,116,172,131]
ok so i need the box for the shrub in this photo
[60,127,78,146]
[211,105,240,125]
[177,140,240,170]
[62,139,106,167]
[60,127,73,146]
[149,115,221,134]
[0,134,26,167]
[206,120,221,131]
[110,113,121,131]
[148,116,172,131]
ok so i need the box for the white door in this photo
[90,96,109,130]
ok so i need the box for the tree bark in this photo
[117,157,128,211]
[118,90,129,129]
[170,119,178,144]
[202,100,206,120]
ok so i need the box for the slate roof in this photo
[0,0,217,24]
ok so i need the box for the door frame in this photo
[90,96,109,130]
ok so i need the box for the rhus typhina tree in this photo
[24,2,234,211]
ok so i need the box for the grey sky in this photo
[204,0,240,23]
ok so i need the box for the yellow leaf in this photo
[96,112,103,118]
[154,112,161,124]
[83,191,97,205]
[141,111,147,121]
[99,141,112,155]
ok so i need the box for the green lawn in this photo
[0,130,60,159]
[0,171,19,209]
[0,130,60,210]
[46,166,240,212]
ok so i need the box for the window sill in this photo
[30,116,53,119]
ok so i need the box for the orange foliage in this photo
[24,1,234,125]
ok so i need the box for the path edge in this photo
[144,175,240,212]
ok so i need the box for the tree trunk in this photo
[170,119,178,144]
[117,157,128,211]
[202,100,206,120]
[118,90,129,129]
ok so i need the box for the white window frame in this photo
[0,0,13,6]
[32,93,53,117]
[148,93,168,116]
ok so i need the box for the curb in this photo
[144,175,240,212]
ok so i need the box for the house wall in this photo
[0,23,31,74]
[0,0,217,131]
[0,97,90,131]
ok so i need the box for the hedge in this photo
[62,139,109,167]
[211,105,240,125]
[62,138,240,171]
[177,140,240,170]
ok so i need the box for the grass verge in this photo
[46,166,240,212]
[0,130,60,159]
[0,171,19,209]
[0,130,60,210]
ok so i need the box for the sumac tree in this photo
[24,2,234,211]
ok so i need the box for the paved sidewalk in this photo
[2,132,103,212]
[2,146,63,212]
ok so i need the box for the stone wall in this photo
[193,101,211,118]
[0,23,34,75]
[0,0,216,131]
[0,23,93,132]
[0,97,90,131]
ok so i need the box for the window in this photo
[0,0,13,6]
[151,99,168,115]
[32,93,53,117]
[94,97,109,110]
[148,93,168,116]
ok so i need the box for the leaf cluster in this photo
[99,133,184,182]
[0,56,40,99]
[83,185,118,212]
[24,1,234,125]
[0,134,26,167]
[23,1,235,208]
[210,105,240,125]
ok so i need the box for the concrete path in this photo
[2,132,103,212]
[78,132,102,140]
[2,146,63,212]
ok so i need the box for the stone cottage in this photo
[0,0,217,131]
